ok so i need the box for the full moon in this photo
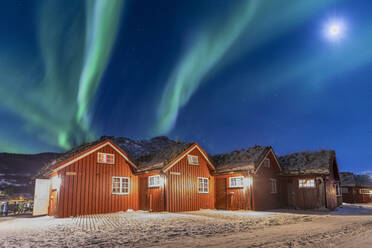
[329,25,340,36]
[324,18,346,42]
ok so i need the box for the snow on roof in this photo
[278,150,335,176]
[355,174,372,187]
[135,142,193,172]
[340,172,372,187]
[34,139,104,179]
[211,146,270,173]
[340,172,356,187]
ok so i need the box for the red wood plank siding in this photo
[215,173,253,210]
[281,176,327,209]
[342,187,372,203]
[165,147,215,212]
[355,188,372,203]
[138,173,165,212]
[253,151,281,210]
[53,144,138,218]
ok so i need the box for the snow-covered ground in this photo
[0,204,371,247]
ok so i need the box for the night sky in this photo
[0,0,371,174]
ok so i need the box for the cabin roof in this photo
[278,150,335,176]
[34,139,105,179]
[340,172,372,187]
[135,142,194,172]
[340,172,356,187]
[211,146,270,173]
[35,137,198,177]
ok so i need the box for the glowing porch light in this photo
[244,177,253,187]
[51,175,61,190]
[160,175,165,186]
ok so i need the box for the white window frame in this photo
[263,158,270,168]
[270,178,277,194]
[298,179,315,188]
[360,189,372,194]
[148,175,161,188]
[198,177,209,194]
[341,187,349,194]
[98,152,115,164]
[112,177,130,195]
[229,176,244,188]
[187,155,199,166]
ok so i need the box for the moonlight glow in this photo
[324,18,346,42]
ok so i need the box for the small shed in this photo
[278,150,342,210]
[212,146,282,211]
[340,172,372,203]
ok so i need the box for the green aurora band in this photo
[155,0,337,135]
[0,0,124,151]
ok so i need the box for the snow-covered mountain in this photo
[0,136,180,198]
[103,136,180,160]
[0,152,60,197]
[360,171,372,181]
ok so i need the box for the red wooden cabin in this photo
[33,139,139,218]
[340,172,372,203]
[279,150,342,210]
[213,146,282,211]
[137,143,215,212]
[33,135,347,218]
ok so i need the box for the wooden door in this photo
[215,178,227,209]
[287,182,294,208]
[139,177,149,210]
[49,190,58,216]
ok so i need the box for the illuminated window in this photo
[149,175,161,188]
[263,158,270,168]
[112,177,129,195]
[188,155,199,165]
[198,177,209,193]
[270,178,277,193]
[341,187,349,194]
[229,176,244,188]
[98,152,115,164]
[299,179,315,188]
[360,189,372,194]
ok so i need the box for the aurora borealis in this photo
[0,0,123,151]
[1,0,372,174]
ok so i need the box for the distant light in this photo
[323,18,347,43]
[51,175,61,190]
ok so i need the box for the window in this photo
[198,177,209,193]
[360,189,372,194]
[188,155,199,165]
[299,179,315,188]
[270,178,277,193]
[229,176,244,188]
[341,187,349,194]
[263,158,270,168]
[148,175,161,187]
[112,177,129,195]
[98,152,115,164]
